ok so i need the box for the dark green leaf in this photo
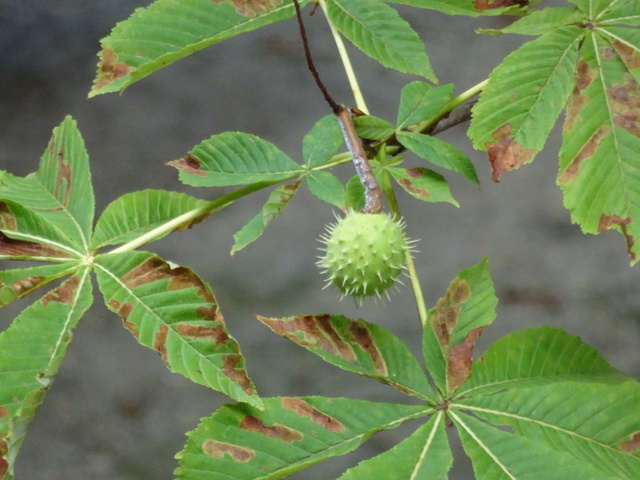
[306,171,346,208]
[396,82,454,130]
[352,115,395,140]
[303,115,344,168]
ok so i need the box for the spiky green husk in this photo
[317,211,409,300]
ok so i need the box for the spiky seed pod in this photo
[317,210,409,300]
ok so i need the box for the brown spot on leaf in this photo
[54,146,72,207]
[559,126,610,183]
[620,431,640,452]
[108,299,136,334]
[42,276,80,307]
[201,439,254,462]
[0,458,6,477]
[598,214,636,261]
[11,276,46,296]
[166,154,206,177]
[485,124,535,182]
[281,397,344,432]
[575,60,592,92]
[431,279,471,349]
[613,40,640,70]
[398,168,431,199]
[0,406,8,418]
[257,315,357,362]
[600,46,616,61]
[447,327,484,391]
[154,324,169,363]
[239,416,302,443]
[348,321,387,376]
[0,231,72,259]
[473,0,527,10]
[564,86,590,133]
[93,47,135,91]
[211,0,283,17]
[177,324,229,343]
[223,354,254,395]
[608,80,640,137]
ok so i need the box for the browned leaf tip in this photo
[473,0,528,10]
[166,154,207,177]
[447,326,484,392]
[620,431,640,452]
[202,439,255,462]
[598,214,636,261]
[211,0,284,18]
[485,124,535,182]
[281,397,344,433]
[222,354,254,396]
[348,321,387,376]
[430,279,471,350]
[239,416,302,443]
[92,47,135,91]
[42,276,80,307]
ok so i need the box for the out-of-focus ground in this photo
[0,1,638,479]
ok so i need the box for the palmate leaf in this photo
[257,314,436,400]
[175,397,430,480]
[0,271,93,480]
[0,116,93,254]
[423,258,497,396]
[90,0,309,96]
[450,410,618,480]
[468,26,583,181]
[167,132,304,187]
[558,29,640,264]
[326,0,436,81]
[337,411,452,480]
[459,381,640,478]
[94,251,261,407]
[231,180,301,254]
[92,190,212,249]
[457,326,628,397]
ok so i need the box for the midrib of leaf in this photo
[0,230,83,260]
[409,410,444,480]
[449,410,516,479]
[591,30,638,217]
[458,402,629,459]
[45,267,91,376]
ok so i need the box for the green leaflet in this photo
[0,270,93,480]
[302,115,345,169]
[396,131,479,184]
[175,397,430,479]
[306,170,346,208]
[478,6,584,36]
[257,314,436,400]
[558,31,640,265]
[231,180,301,254]
[423,258,496,396]
[469,27,583,181]
[337,411,452,480]
[0,116,94,253]
[90,0,309,96]
[94,251,261,407]
[457,326,629,397]
[352,115,396,141]
[396,82,454,130]
[385,0,535,16]
[326,0,436,80]
[92,190,211,249]
[386,166,459,206]
[451,410,618,480]
[168,132,304,187]
[0,263,78,307]
[458,382,640,478]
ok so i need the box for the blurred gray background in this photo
[1,1,638,479]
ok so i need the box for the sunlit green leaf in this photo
[457,326,629,397]
[175,397,430,479]
[423,258,496,395]
[303,115,344,168]
[326,0,436,80]
[338,411,452,479]
[396,82,454,130]
[90,0,308,96]
[469,27,582,181]
[599,0,640,26]
[459,381,640,479]
[345,175,366,210]
[478,6,583,36]
[352,115,395,140]
[450,410,618,479]
[231,180,301,254]
[167,132,304,187]
[94,251,261,407]
[0,271,92,479]
[257,314,436,400]
[386,0,534,16]
[92,190,211,249]
[396,131,478,184]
